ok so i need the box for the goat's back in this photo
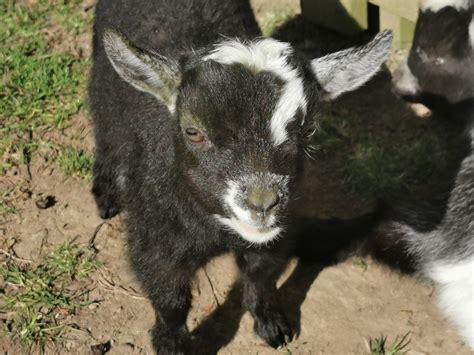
[93,0,260,56]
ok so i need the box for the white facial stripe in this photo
[469,17,474,47]
[270,74,307,146]
[204,38,307,146]
[420,0,471,12]
[224,181,252,223]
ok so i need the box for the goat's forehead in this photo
[179,64,282,131]
[184,38,309,145]
[203,38,294,71]
[412,4,474,53]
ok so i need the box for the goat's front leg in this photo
[142,270,194,354]
[91,157,122,219]
[236,251,293,348]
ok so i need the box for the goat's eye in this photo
[185,127,205,143]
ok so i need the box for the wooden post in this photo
[368,0,419,22]
[379,8,416,49]
[300,0,418,48]
[301,0,368,36]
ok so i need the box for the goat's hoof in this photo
[98,204,120,219]
[152,327,191,355]
[254,311,293,349]
[96,197,120,219]
[92,174,121,219]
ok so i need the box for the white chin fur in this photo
[426,257,474,349]
[215,215,281,244]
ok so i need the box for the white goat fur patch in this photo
[427,258,474,349]
[223,180,252,224]
[393,58,421,96]
[204,38,307,146]
[469,17,474,47]
[420,0,471,12]
[215,215,281,245]
[214,177,287,244]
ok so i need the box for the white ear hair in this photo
[311,30,393,100]
[103,29,181,112]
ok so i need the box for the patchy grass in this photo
[278,345,293,354]
[0,178,29,216]
[316,111,448,198]
[353,258,369,272]
[0,190,18,215]
[0,239,100,353]
[369,332,411,355]
[345,133,447,195]
[1,0,92,178]
[259,7,296,37]
[57,147,94,181]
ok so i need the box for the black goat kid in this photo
[89,0,392,353]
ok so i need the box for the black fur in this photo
[375,2,474,347]
[89,1,296,352]
[404,5,474,104]
[376,2,474,272]
[89,0,392,352]
[89,0,262,219]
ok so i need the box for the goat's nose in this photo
[246,187,280,213]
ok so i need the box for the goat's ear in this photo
[103,29,181,111]
[311,30,393,101]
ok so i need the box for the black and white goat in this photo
[89,0,392,352]
[374,0,473,348]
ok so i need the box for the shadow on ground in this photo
[192,261,325,353]
[188,14,463,353]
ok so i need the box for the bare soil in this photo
[1,0,471,354]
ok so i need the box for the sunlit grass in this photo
[0,239,100,353]
[369,332,411,355]
[1,0,91,178]
[57,147,94,181]
[259,7,296,37]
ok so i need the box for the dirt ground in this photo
[1,0,472,354]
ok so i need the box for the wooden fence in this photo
[301,0,420,48]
